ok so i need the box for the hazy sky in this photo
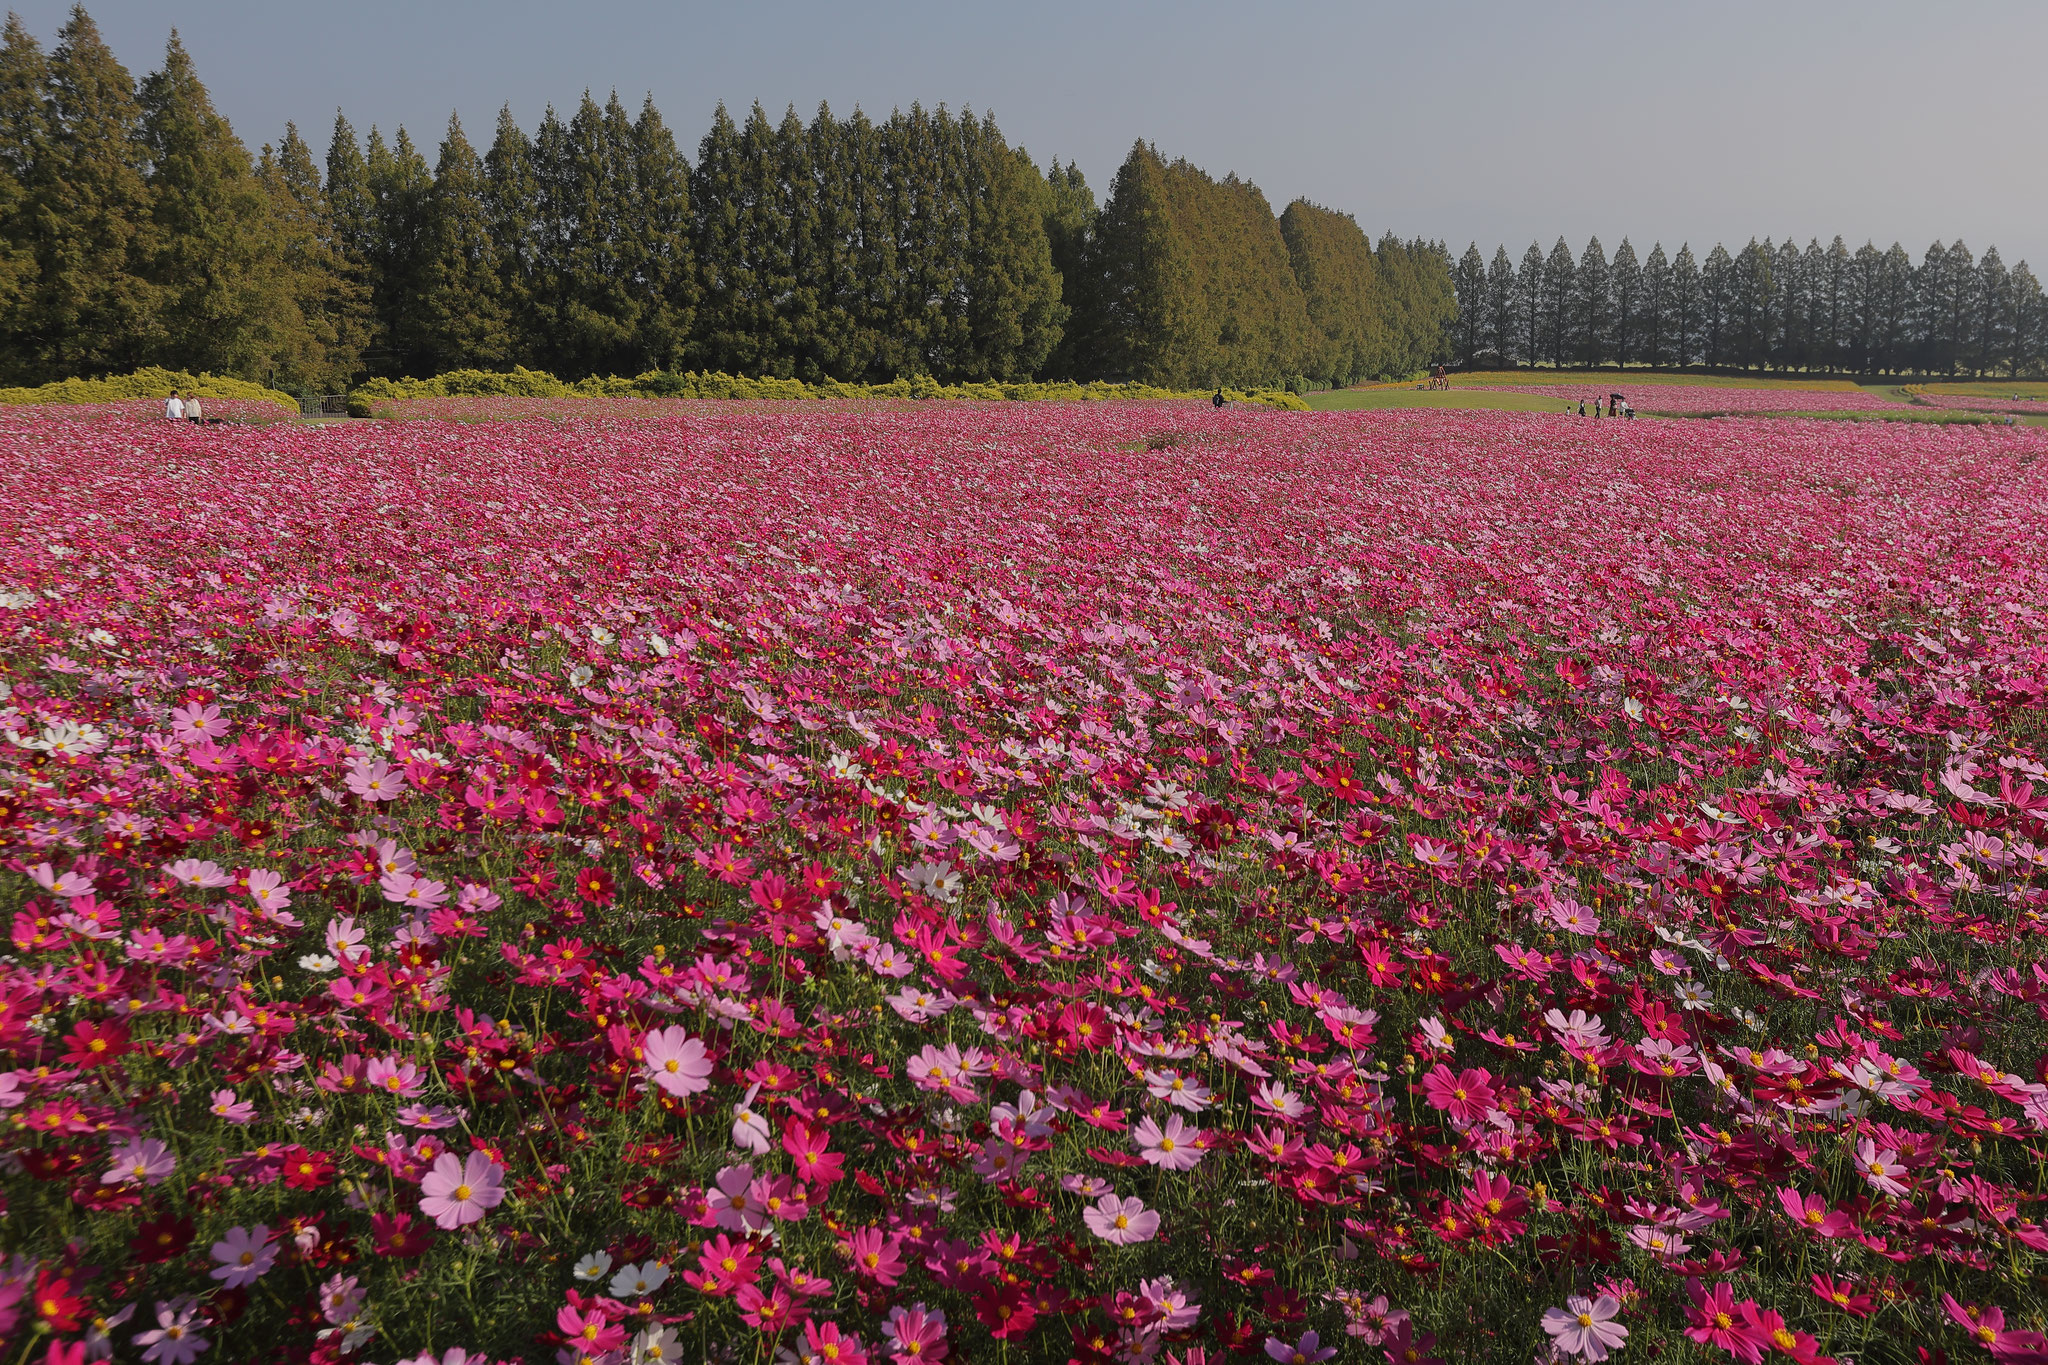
[15,0,2047,267]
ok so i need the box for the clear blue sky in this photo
[15,0,2048,269]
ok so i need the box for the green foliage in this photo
[414,112,511,372]
[348,364,1309,409]
[0,363,296,407]
[257,122,371,388]
[1281,199,1389,385]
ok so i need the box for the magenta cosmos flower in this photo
[642,1026,712,1097]
[419,1150,507,1229]
[1542,1295,1629,1361]
[1082,1193,1160,1245]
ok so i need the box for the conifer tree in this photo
[258,121,370,386]
[1281,200,1384,384]
[1037,157,1095,378]
[1451,242,1485,367]
[139,30,299,375]
[1699,243,1733,366]
[1609,238,1640,368]
[1540,237,1575,368]
[0,14,48,370]
[415,112,511,372]
[483,105,540,361]
[1670,244,1701,367]
[1511,243,1543,367]
[802,103,864,380]
[959,117,1063,380]
[841,107,897,380]
[1072,142,1193,385]
[363,125,432,373]
[19,5,156,378]
[1638,243,1670,369]
[1483,245,1514,365]
[625,94,694,372]
[546,92,642,375]
[1574,236,1609,367]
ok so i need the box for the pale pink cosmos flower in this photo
[708,1162,769,1231]
[133,1299,209,1365]
[380,870,449,909]
[209,1089,257,1124]
[1083,1193,1160,1245]
[731,1084,773,1155]
[210,1225,278,1286]
[1541,1295,1628,1361]
[28,862,94,898]
[642,1026,711,1097]
[170,702,231,744]
[1856,1139,1911,1197]
[104,1136,177,1186]
[419,1150,506,1229]
[165,858,233,888]
[246,868,292,912]
[1264,1330,1337,1364]
[345,760,407,802]
[367,1056,427,1098]
[1133,1113,1205,1171]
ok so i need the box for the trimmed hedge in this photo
[0,367,300,410]
[350,367,1312,411]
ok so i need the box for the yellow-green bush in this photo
[0,367,299,410]
[351,368,1311,411]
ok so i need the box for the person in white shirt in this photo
[184,394,203,424]
[164,391,185,421]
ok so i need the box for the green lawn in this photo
[1436,369,1866,391]
[1303,388,1576,414]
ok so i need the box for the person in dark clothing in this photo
[1212,390,1225,409]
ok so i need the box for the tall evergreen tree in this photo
[1574,236,1609,367]
[258,121,370,386]
[1669,244,1701,367]
[1637,242,1669,369]
[482,105,540,361]
[1450,241,1485,367]
[1729,239,1772,370]
[691,101,792,375]
[1972,246,2009,379]
[1071,141,1198,385]
[1483,244,1514,365]
[625,94,694,372]
[1819,236,1851,372]
[1511,243,1544,368]
[1282,200,1385,385]
[1700,244,1733,367]
[15,5,156,378]
[362,125,432,373]
[1539,237,1575,368]
[1609,238,1640,369]
[1037,157,1095,379]
[958,119,1064,380]
[138,31,300,375]
[414,112,511,372]
[0,14,47,367]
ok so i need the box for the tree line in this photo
[0,8,1453,393]
[1451,235,2048,378]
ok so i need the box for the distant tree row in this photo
[1450,235,2048,377]
[0,8,1454,392]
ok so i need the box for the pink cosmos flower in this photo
[882,1303,949,1363]
[1541,1295,1628,1361]
[802,1321,867,1365]
[367,1055,427,1098]
[164,858,233,888]
[642,1026,711,1097]
[1082,1193,1160,1245]
[170,702,231,743]
[708,1162,769,1231]
[418,1150,506,1229]
[345,759,407,801]
[1684,1281,1768,1363]
[245,868,292,912]
[1776,1186,1854,1237]
[103,1136,177,1186]
[1133,1113,1206,1170]
[380,870,449,909]
[1855,1139,1910,1197]
[28,862,93,898]
[209,1225,277,1286]
[133,1299,209,1365]
[1264,1330,1337,1364]
[1420,1065,1498,1122]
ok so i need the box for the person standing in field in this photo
[185,394,204,424]
[164,390,184,421]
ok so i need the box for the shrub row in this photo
[0,366,299,410]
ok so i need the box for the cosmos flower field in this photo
[4,401,2048,1365]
